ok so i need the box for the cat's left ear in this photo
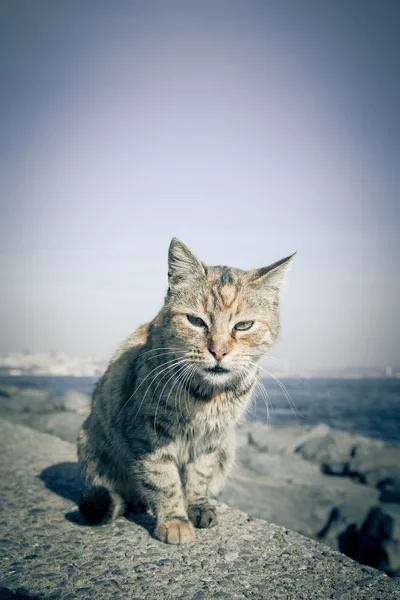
[249,253,296,295]
[168,238,205,287]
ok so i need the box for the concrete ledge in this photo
[1,420,399,600]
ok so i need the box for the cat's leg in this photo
[135,449,194,544]
[185,437,235,529]
[185,451,219,529]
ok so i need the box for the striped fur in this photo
[77,238,294,544]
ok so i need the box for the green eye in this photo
[234,321,254,331]
[187,315,207,328]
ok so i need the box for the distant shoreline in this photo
[0,371,399,381]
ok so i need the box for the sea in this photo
[1,375,399,443]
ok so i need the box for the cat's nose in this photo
[208,347,229,361]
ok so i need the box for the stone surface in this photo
[221,455,380,542]
[36,411,86,443]
[350,446,400,488]
[58,391,91,414]
[1,419,399,600]
[0,384,20,398]
[0,388,88,443]
[384,540,400,574]
[236,422,311,454]
[1,392,400,575]
[229,422,400,575]
[381,504,400,540]
[0,410,85,444]
[291,423,400,492]
[0,388,54,413]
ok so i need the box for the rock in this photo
[36,412,86,443]
[341,508,394,573]
[0,388,54,413]
[379,504,400,574]
[236,421,311,453]
[1,418,399,600]
[0,385,20,398]
[59,391,91,414]
[293,425,400,495]
[350,445,400,489]
[382,504,400,540]
[226,422,400,575]
[379,478,400,503]
[221,453,380,544]
[236,444,321,483]
[379,477,400,503]
[383,540,400,576]
[0,410,85,443]
[0,388,88,441]
[336,505,400,576]
[295,424,360,472]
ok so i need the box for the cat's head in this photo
[163,238,294,388]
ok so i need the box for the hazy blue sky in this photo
[0,1,399,370]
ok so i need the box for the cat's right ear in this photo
[168,238,205,288]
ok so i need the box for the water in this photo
[251,377,400,443]
[1,375,400,443]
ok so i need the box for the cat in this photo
[77,238,294,544]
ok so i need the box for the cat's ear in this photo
[168,238,205,286]
[249,253,296,295]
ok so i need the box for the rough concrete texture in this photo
[1,420,399,600]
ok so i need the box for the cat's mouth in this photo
[204,365,230,375]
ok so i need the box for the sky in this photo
[0,0,399,371]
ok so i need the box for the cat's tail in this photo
[79,486,126,525]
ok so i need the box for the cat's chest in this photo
[174,429,220,465]
[174,410,228,464]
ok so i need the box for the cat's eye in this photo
[234,321,254,331]
[187,315,207,328]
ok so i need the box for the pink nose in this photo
[209,348,229,361]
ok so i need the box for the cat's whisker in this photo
[143,358,190,410]
[146,350,189,362]
[184,364,198,417]
[134,356,188,396]
[153,362,190,434]
[257,381,273,426]
[242,365,273,426]
[237,370,257,420]
[140,347,187,355]
[255,376,274,426]
[148,360,189,403]
[165,362,191,421]
[136,362,188,431]
[169,363,194,426]
[175,363,195,423]
[248,362,304,422]
[243,397,258,420]
[129,358,189,420]
[173,367,186,423]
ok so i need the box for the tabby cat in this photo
[77,238,294,544]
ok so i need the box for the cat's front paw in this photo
[154,517,194,544]
[188,504,218,529]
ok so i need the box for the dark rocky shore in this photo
[226,422,400,577]
[1,384,400,598]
